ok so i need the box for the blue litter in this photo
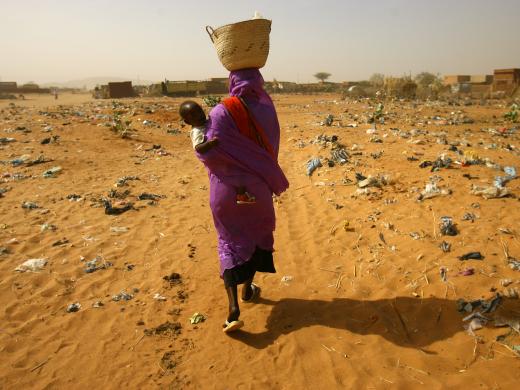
[306,158,322,176]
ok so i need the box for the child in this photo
[179,100,256,204]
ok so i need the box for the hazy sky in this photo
[1,0,519,84]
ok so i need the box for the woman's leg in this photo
[241,274,256,301]
[225,284,240,322]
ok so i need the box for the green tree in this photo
[314,72,331,83]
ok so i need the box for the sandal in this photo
[222,319,244,333]
[241,283,260,303]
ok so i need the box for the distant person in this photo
[54,90,58,100]
[179,100,256,203]
[190,69,289,333]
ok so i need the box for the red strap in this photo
[222,97,276,159]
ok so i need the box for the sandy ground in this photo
[1,93,520,389]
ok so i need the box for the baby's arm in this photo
[194,138,219,154]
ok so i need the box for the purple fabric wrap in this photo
[196,69,289,275]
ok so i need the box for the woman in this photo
[196,68,289,333]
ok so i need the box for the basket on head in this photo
[206,19,271,72]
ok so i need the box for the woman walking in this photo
[195,68,289,333]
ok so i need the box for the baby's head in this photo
[179,100,206,127]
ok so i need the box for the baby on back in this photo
[179,100,256,204]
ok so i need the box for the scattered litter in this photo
[330,148,349,165]
[471,185,510,199]
[67,194,82,202]
[21,201,39,209]
[306,158,322,176]
[440,267,448,282]
[66,303,81,313]
[103,199,134,215]
[40,223,57,232]
[110,226,129,233]
[500,279,513,287]
[357,174,392,188]
[15,258,47,272]
[189,312,206,324]
[42,166,62,178]
[163,272,182,285]
[137,193,165,201]
[458,252,484,261]
[418,182,451,201]
[115,176,139,187]
[112,291,134,301]
[459,268,475,276]
[440,216,458,236]
[84,256,113,273]
[92,301,104,308]
[281,275,294,284]
[509,258,520,271]
[153,293,167,301]
[461,212,476,222]
[439,241,451,253]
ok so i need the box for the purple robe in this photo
[196,69,289,276]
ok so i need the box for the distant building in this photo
[107,81,135,98]
[443,74,493,96]
[0,82,18,93]
[162,80,207,96]
[493,68,520,94]
[443,75,471,86]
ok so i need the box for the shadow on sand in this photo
[229,297,471,351]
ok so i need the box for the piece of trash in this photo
[115,176,139,187]
[163,272,182,285]
[459,268,475,276]
[112,291,134,301]
[0,247,9,256]
[66,303,81,313]
[358,174,392,188]
[137,193,165,201]
[500,279,513,287]
[509,258,520,271]
[52,238,69,246]
[330,148,349,165]
[110,226,129,233]
[471,185,510,199]
[189,312,206,324]
[42,166,62,178]
[21,201,39,209]
[67,194,82,202]
[461,212,476,222]
[153,293,167,301]
[417,182,451,201]
[40,223,57,232]
[84,256,113,273]
[306,158,322,176]
[14,258,47,272]
[343,220,355,232]
[322,114,334,126]
[103,200,134,215]
[439,241,451,253]
[281,275,294,284]
[440,267,448,282]
[440,216,458,236]
[498,227,513,235]
[458,252,484,261]
[92,301,104,308]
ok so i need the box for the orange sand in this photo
[1,94,519,389]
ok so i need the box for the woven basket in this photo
[206,19,271,71]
